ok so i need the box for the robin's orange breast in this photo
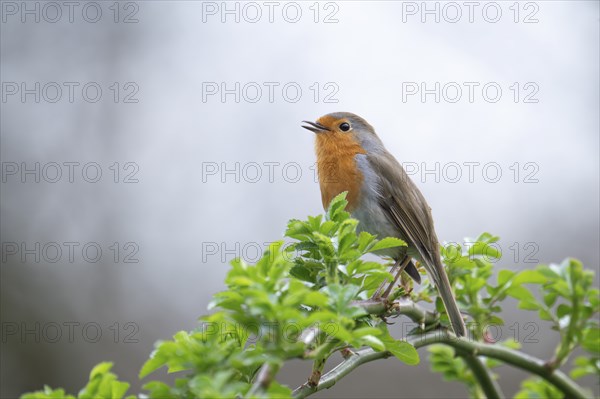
[315,131,366,211]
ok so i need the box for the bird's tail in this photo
[431,261,466,337]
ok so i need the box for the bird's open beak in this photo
[301,120,329,133]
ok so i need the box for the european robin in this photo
[302,112,466,337]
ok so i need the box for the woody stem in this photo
[293,298,587,399]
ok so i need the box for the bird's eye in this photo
[339,122,351,132]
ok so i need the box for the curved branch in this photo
[248,363,276,397]
[415,331,588,399]
[352,297,438,326]
[293,329,588,399]
[460,352,503,399]
[292,349,390,398]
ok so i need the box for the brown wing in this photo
[367,151,466,337]
[366,151,442,284]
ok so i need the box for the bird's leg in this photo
[382,256,411,298]
[372,258,402,299]
[372,256,410,299]
[372,258,401,299]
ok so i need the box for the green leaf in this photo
[497,269,515,286]
[570,355,600,379]
[285,219,312,240]
[428,345,471,385]
[320,220,337,236]
[325,284,363,317]
[518,300,541,311]
[265,381,293,398]
[501,339,522,350]
[357,231,375,252]
[543,292,558,307]
[379,325,420,365]
[139,347,168,378]
[368,237,406,253]
[556,304,571,319]
[351,326,383,338]
[303,291,329,308]
[476,232,500,243]
[338,231,357,255]
[506,286,536,302]
[89,362,114,380]
[538,308,553,321]
[513,270,546,285]
[588,289,600,308]
[468,242,501,260]
[385,339,420,365]
[537,265,560,280]
[289,264,317,284]
[78,362,132,399]
[515,377,563,399]
[327,192,350,222]
[582,327,600,354]
[348,261,386,276]
[110,381,130,399]
[441,243,462,264]
[229,276,255,287]
[21,387,76,399]
[361,335,386,352]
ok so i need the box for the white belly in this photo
[352,154,407,259]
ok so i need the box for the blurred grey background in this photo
[1,1,599,398]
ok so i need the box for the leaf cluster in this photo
[21,193,599,399]
[430,238,599,398]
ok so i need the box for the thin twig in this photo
[293,349,392,398]
[247,363,274,397]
